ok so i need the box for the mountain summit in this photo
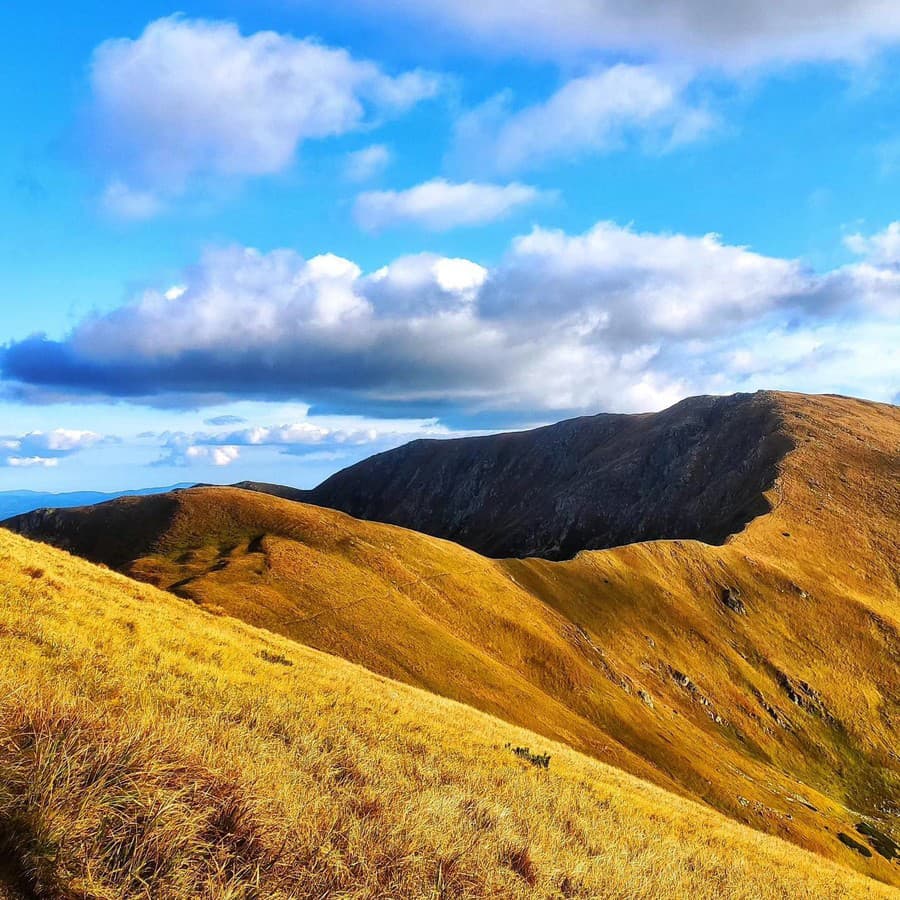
[296,392,792,559]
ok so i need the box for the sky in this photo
[0,1,898,492]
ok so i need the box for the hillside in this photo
[299,392,790,559]
[0,528,893,899]
[8,390,899,886]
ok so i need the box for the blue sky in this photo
[0,1,898,491]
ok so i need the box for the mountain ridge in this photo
[6,390,899,883]
[258,391,792,559]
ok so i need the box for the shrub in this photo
[256,648,294,666]
[506,743,550,769]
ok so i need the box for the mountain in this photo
[0,483,194,521]
[0,528,889,899]
[7,391,899,886]
[298,392,791,559]
[230,480,308,502]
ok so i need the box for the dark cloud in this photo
[346,0,900,67]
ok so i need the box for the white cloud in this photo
[347,0,900,67]
[1,428,104,454]
[4,222,897,415]
[454,65,714,174]
[814,261,900,317]
[226,423,331,446]
[45,429,103,452]
[0,429,107,469]
[690,316,900,404]
[153,415,461,467]
[184,445,241,467]
[354,178,549,231]
[187,419,453,449]
[100,181,165,221]
[366,254,487,314]
[89,16,439,213]
[5,457,59,469]
[484,223,807,338]
[344,144,392,182]
[164,285,187,301]
[845,221,900,265]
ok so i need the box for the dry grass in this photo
[0,529,894,899]
[14,393,892,883]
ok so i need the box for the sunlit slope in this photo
[6,391,899,883]
[0,530,893,899]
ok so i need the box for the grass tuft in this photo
[255,649,293,667]
[507,744,551,769]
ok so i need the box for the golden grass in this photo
[27,392,890,883]
[0,529,894,899]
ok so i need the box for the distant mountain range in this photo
[0,484,195,521]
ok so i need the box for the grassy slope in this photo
[67,392,898,884]
[0,529,894,899]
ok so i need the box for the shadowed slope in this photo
[0,528,894,899]
[299,392,790,559]
[5,391,899,885]
[9,492,179,569]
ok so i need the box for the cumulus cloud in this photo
[2,222,897,416]
[346,0,900,67]
[0,429,107,468]
[480,223,808,338]
[232,423,332,445]
[365,253,487,314]
[187,446,241,467]
[844,221,900,265]
[344,144,392,182]
[4,457,59,469]
[454,65,714,174]
[154,415,458,466]
[681,316,900,405]
[354,179,548,231]
[88,16,439,213]
[156,437,241,467]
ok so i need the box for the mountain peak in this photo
[299,391,791,559]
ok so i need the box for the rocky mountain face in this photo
[302,392,792,559]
